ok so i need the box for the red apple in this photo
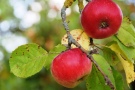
[81,0,123,39]
[51,48,92,88]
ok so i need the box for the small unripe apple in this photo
[81,0,123,39]
[51,48,92,88]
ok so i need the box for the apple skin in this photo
[81,0,123,39]
[51,48,92,88]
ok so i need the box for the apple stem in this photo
[90,37,94,45]
[86,0,91,2]
[100,22,109,29]
[61,1,115,90]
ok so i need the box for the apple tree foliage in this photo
[9,1,135,90]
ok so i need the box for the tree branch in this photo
[61,1,115,90]
[87,55,115,90]
[61,6,87,52]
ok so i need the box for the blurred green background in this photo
[0,0,135,90]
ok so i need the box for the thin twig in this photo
[61,6,87,52]
[90,38,94,45]
[78,0,84,13]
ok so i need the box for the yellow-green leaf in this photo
[116,17,135,47]
[86,54,116,90]
[9,43,48,78]
[112,36,135,63]
[109,44,135,84]
[44,44,66,70]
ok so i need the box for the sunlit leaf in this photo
[9,43,48,78]
[121,17,135,38]
[61,29,90,50]
[86,54,116,90]
[116,17,135,47]
[115,62,124,71]
[44,44,66,70]
[112,36,135,63]
[109,43,135,84]
[116,28,135,47]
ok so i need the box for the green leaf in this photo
[111,67,124,90]
[100,47,119,66]
[121,17,135,38]
[116,17,135,47]
[116,28,135,47]
[44,44,66,70]
[86,65,110,90]
[9,43,48,78]
[112,36,135,63]
[86,54,115,90]
[109,43,135,84]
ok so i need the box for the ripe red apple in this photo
[81,0,123,39]
[51,48,92,88]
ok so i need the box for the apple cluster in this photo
[51,0,123,88]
